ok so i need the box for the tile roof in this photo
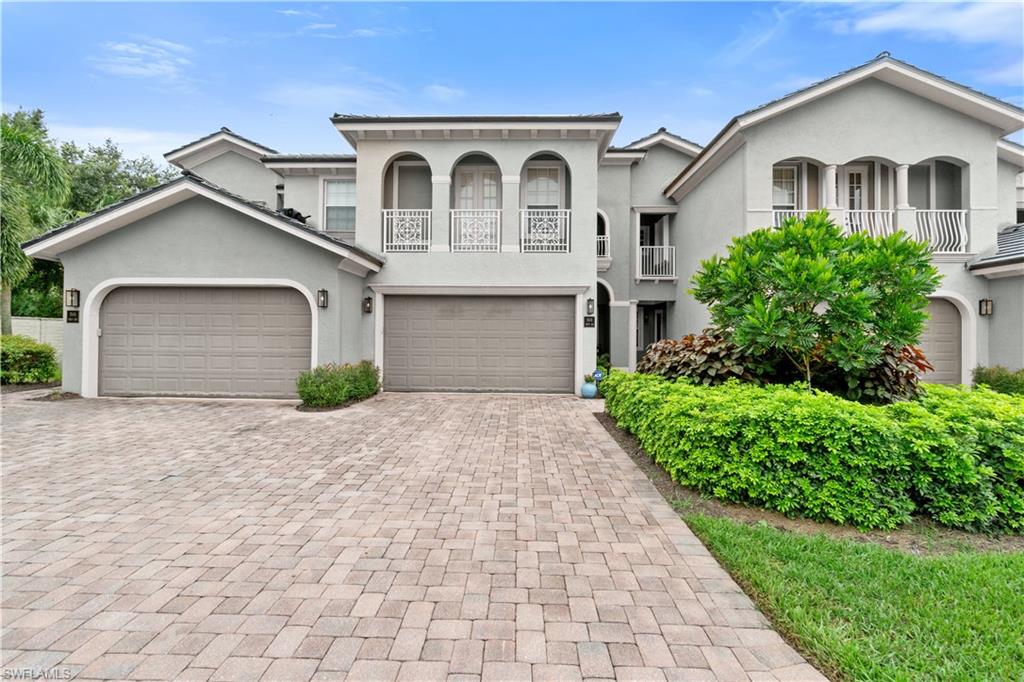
[164,127,278,157]
[331,113,622,124]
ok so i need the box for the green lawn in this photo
[685,514,1024,681]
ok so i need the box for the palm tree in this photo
[1,114,70,334]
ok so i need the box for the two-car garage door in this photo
[99,287,311,398]
[383,295,575,393]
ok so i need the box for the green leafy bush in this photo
[296,361,379,408]
[602,371,1024,531]
[0,335,60,384]
[636,328,777,385]
[973,366,1024,396]
[828,344,934,404]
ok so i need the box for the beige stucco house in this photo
[24,55,1024,397]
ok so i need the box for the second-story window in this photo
[526,167,561,209]
[456,168,499,209]
[772,166,797,210]
[324,179,356,230]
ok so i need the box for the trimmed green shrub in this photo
[296,361,379,408]
[0,335,59,384]
[602,371,1024,531]
[973,366,1024,396]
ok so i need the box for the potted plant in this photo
[580,374,598,398]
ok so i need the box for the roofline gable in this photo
[164,128,278,168]
[623,128,702,156]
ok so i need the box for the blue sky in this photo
[3,2,1022,160]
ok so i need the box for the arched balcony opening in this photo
[909,156,970,253]
[771,157,825,226]
[519,152,572,252]
[596,210,609,259]
[382,153,432,252]
[449,152,502,252]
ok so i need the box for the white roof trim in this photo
[664,121,742,199]
[262,160,357,170]
[997,140,1024,168]
[24,180,381,272]
[165,132,274,166]
[601,150,645,166]
[625,131,702,156]
[665,59,1024,200]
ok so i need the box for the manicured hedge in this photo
[601,371,1024,531]
[0,335,60,384]
[296,361,379,408]
[973,366,1024,396]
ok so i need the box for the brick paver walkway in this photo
[2,392,824,681]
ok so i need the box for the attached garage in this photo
[383,295,575,392]
[99,287,311,398]
[920,298,963,385]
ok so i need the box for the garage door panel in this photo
[384,295,574,393]
[100,287,310,398]
[920,299,962,385]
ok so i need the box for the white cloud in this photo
[276,9,319,17]
[90,36,194,89]
[686,86,715,98]
[262,69,407,111]
[720,6,798,65]
[423,84,465,102]
[977,59,1024,87]
[48,124,197,162]
[304,23,336,31]
[843,2,1023,45]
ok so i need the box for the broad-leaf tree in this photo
[691,210,941,387]
[1,111,70,334]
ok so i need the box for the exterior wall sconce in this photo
[64,289,80,308]
[586,297,595,315]
[317,289,329,308]
[979,299,993,316]
[362,297,374,314]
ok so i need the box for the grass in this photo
[684,513,1024,681]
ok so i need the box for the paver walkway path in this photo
[2,392,825,681]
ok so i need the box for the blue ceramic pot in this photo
[580,382,598,399]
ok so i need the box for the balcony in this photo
[383,209,431,252]
[596,235,610,257]
[520,209,571,252]
[638,245,676,279]
[844,209,894,237]
[772,210,810,226]
[915,210,968,253]
[451,209,500,252]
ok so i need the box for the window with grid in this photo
[772,167,797,210]
[324,180,356,230]
[526,167,560,209]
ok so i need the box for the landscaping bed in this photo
[296,361,379,411]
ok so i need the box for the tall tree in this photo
[60,139,176,216]
[1,110,70,334]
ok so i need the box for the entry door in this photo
[456,167,499,209]
[846,166,868,209]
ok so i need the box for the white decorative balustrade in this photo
[773,210,810,227]
[596,235,610,257]
[638,245,676,279]
[451,209,500,252]
[383,209,431,252]
[843,210,895,237]
[520,209,571,252]
[915,210,968,253]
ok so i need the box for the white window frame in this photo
[772,165,799,211]
[321,178,357,232]
[843,164,869,210]
[521,162,566,209]
[454,164,501,210]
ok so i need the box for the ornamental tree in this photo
[690,210,941,388]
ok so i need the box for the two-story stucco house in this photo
[24,55,1024,398]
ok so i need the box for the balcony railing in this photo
[773,210,810,227]
[451,209,500,252]
[916,210,968,253]
[596,235,610,257]
[638,245,676,279]
[844,210,895,237]
[521,209,571,253]
[383,209,431,252]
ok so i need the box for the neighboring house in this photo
[23,54,1024,398]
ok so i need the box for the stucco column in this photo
[431,176,450,251]
[627,300,638,371]
[501,175,520,252]
[895,164,910,209]
[824,165,838,209]
[608,303,632,369]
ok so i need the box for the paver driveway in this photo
[2,392,824,681]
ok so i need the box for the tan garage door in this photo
[99,287,311,397]
[920,298,962,385]
[384,295,574,392]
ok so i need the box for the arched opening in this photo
[381,153,432,252]
[922,292,976,385]
[520,152,572,252]
[771,156,825,226]
[596,210,609,257]
[450,152,501,251]
[596,280,612,361]
[910,156,970,252]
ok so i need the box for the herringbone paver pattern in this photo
[1,392,825,681]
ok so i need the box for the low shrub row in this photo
[296,361,379,408]
[0,335,60,384]
[974,365,1024,396]
[601,371,1024,531]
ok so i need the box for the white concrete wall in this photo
[11,317,63,360]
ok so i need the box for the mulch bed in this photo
[295,396,375,412]
[1,381,60,394]
[595,411,1024,556]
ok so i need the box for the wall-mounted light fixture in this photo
[586,297,595,315]
[64,289,80,308]
[317,289,329,308]
[362,297,374,314]
[979,299,994,316]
